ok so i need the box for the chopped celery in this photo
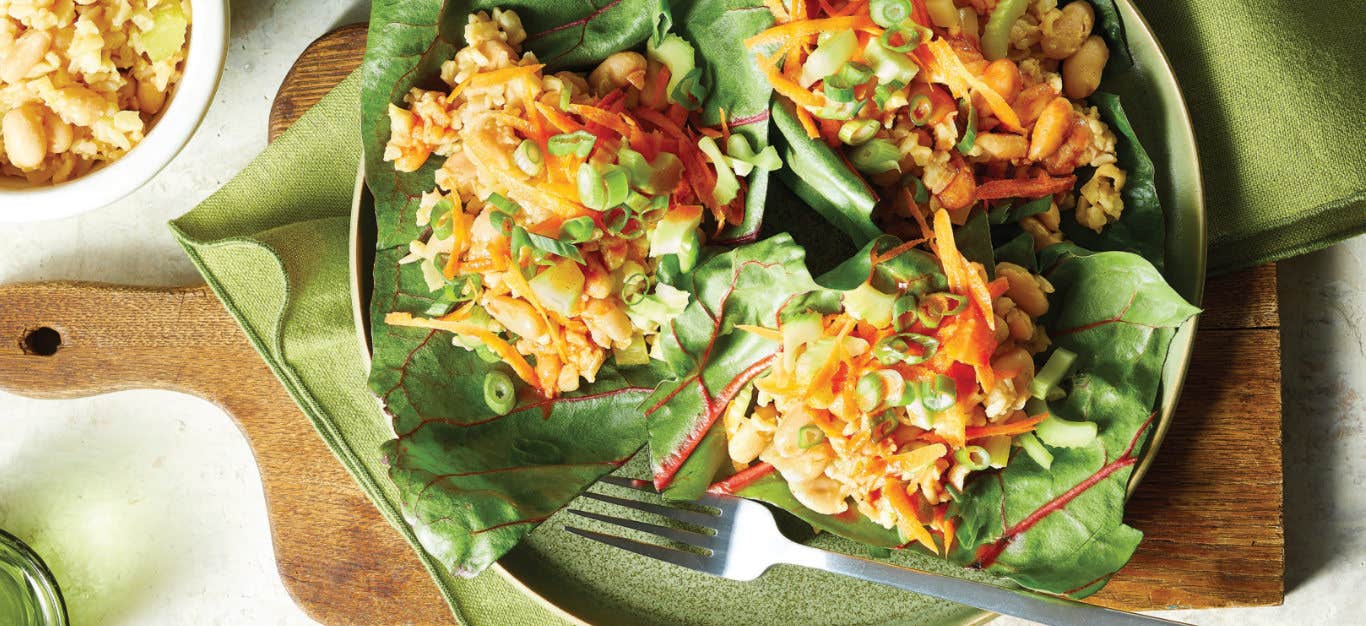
[614,334,651,366]
[842,282,897,328]
[696,136,741,205]
[647,34,698,106]
[800,30,857,88]
[781,310,823,371]
[1030,347,1078,399]
[649,205,704,259]
[981,435,1012,468]
[141,1,188,62]
[626,283,690,332]
[1036,415,1099,448]
[864,37,920,85]
[795,338,837,382]
[726,135,783,173]
[529,259,585,317]
[1017,431,1053,469]
[618,146,683,195]
[981,0,1029,60]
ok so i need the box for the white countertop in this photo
[0,1,1362,624]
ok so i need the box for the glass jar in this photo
[0,530,67,626]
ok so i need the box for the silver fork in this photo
[565,476,1186,626]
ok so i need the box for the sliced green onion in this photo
[981,0,1029,60]
[558,82,573,110]
[870,0,913,28]
[1017,431,1053,469]
[431,202,455,240]
[817,99,866,121]
[870,410,899,441]
[823,82,857,103]
[909,175,930,204]
[954,445,991,471]
[917,292,968,328]
[602,206,631,234]
[839,119,881,146]
[514,139,543,176]
[857,371,887,412]
[614,333,651,366]
[639,195,670,223]
[955,97,978,154]
[489,210,514,236]
[513,226,585,264]
[797,424,827,449]
[800,29,858,88]
[873,332,940,365]
[873,80,906,109]
[648,33,699,106]
[825,61,875,89]
[1036,414,1098,448]
[485,193,521,215]
[878,21,926,53]
[908,92,934,126]
[848,138,901,175]
[559,216,597,243]
[920,374,957,412]
[474,344,501,363]
[548,130,597,158]
[577,164,629,211]
[483,371,516,414]
[893,293,919,331]
[621,272,650,305]
[1030,347,1077,400]
[892,376,920,407]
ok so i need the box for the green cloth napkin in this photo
[169,3,1366,621]
[169,71,567,626]
[1132,0,1366,272]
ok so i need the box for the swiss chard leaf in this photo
[643,234,821,497]
[675,0,777,242]
[950,251,1199,596]
[1060,92,1165,269]
[647,234,1197,596]
[363,0,686,578]
[771,99,882,245]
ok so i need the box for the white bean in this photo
[3,104,48,170]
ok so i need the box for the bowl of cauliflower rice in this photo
[0,0,227,222]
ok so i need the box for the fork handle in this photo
[782,544,1185,626]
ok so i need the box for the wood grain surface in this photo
[0,24,1283,624]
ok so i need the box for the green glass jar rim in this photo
[0,529,68,626]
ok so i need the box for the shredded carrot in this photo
[933,504,956,551]
[634,106,689,141]
[465,64,545,90]
[718,108,731,145]
[385,312,540,390]
[745,15,871,49]
[923,40,1021,131]
[835,0,869,16]
[910,0,932,26]
[493,113,532,133]
[438,300,478,322]
[736,324,783,342]
[964,413,1047,440]
[792,0,807,20]
[566,103,630,135]
[975,174,1077,201]
[795,105,820,139]
[442,211,471,278]
[757,53,825,109]
[885,478,939,554]
[933,210,995,330]
[534,101,583,133]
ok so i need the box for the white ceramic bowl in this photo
[0,0,229,223]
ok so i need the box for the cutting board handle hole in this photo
[21,327,61,356]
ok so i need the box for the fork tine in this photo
[564,526,714,572]
[596,475,658,492]
[580,491,718,527]
[567,509,713,548]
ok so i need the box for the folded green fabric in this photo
[1132,0,1366,273]
[169,2,1366,622]
[169,70,566,626]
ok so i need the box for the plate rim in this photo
[347,0,1207,619]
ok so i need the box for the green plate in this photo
[350,0,1205,622]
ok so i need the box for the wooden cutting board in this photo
[0,25,1283,625]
